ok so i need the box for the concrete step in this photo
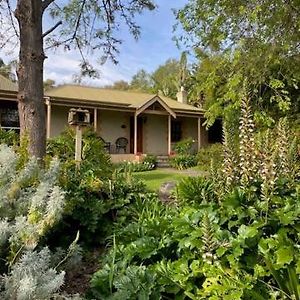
[156,156,171,168]
[157,164,170,168]
[157,156,169,161]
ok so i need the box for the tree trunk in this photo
[15,0,46,159]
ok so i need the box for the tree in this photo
[0,58,16,81]
[176,52,188,90]
[1,0,156,159]
[188,48,300,127]
[176,0,300,54]
[151,59,181,98]
[105,80,130,90]
[43,79,56,91]
[151,56,191,99]
[130,69,152,92]
[126,56,191,97]
[176,0,300,126]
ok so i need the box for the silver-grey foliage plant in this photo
[0,145,80,299]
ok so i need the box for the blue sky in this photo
[43,0,187,86]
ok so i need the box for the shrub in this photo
[142,154,157,168]
[105,170,148,221]
[1,248,80,300]
[47,128,112,178]
[89,100,300,299]
[173,137,195,155]
[46,129,113,246]
[115,160,155,173]
[170,138,197,170]
[0,129,19,146]
[169,154,197,170]
[0,145,78,299]
[115,155,157,173]
[174,176,217,205]
[89,194,176,299]
[0,145,65,262]
[47,128,74,160]
[46,167,148,246]
[196,143,223,171]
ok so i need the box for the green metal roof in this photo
[46,85,204,113]
[0,75,17,92]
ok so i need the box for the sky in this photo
[42,0,188,87]
[1,1,187,86]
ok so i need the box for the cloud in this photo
[44,0,186,86]
[44,50,130,86]
[2,0,188,86]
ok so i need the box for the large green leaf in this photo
[276,246,294,267]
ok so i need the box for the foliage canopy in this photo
[176,0,300,126]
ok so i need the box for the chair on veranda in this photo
[115,137,128,153]
[98,136,111,153]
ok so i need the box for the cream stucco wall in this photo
[50,106,70,137]
[49,107,132,154]
[97,110,131,153]
[48,105,209,155]
[143,114,168,155]
[182,117,198,153]
[182,117,209,151]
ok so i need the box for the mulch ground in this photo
[63,248,103,296]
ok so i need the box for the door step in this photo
[156,155,170,168]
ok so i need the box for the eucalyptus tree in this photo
[0,0,156,158]
[127,54,190,98]
[151,58,181,98]
[130,69,152,92]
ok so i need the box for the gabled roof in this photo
[134,95,176,118]
[46,84,204,114]
[0,75,17,92]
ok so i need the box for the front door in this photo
[130,116,143,153]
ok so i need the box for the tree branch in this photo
[72,0,87,39]
[42,21,62,38]
[42,0,55,12]
[5,0,19,38]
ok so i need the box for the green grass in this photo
[133,169,189,191]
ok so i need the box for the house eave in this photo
[0,90,18,101]
[174,109,205,116]
[0,90,206,117]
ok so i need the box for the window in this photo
[0,107,20,129]
[171,120,182,142]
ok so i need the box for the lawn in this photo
[133,169,189,191]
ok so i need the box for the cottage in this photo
[0,75,222,161]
